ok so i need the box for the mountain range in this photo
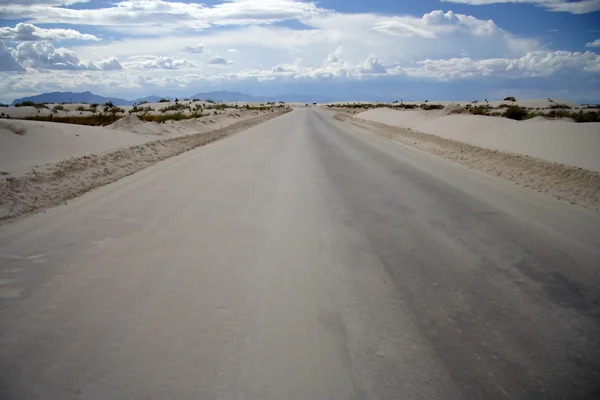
[11,91,340,106]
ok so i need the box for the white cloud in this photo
[142,56,196,69]
[440,0,600,14]
[586,39,600,47]
[0,23,99,41]
[226,49,238,52]
[0,40,25,71]
[0,0,328,34]
[185,44,207,54]
[207,56,233,65]
[401,51,600,80]
[11,42,122,70]
[358,55,387,74]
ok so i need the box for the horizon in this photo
[1,1,599,103]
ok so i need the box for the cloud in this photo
[358,55,387,73]
[226,49,238,52]
[0,22,99,42]
[586,39,600,48]
[11,42,122,70]
[440,0,600,14]
[207,56,233,65]
[402,51,600,80]
[0,40,25,71]
[142,56,196,69]
[0,0,328,34]
[185,44,207,54]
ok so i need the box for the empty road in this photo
[1,109,599,399]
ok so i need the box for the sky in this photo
[0,0,599,103]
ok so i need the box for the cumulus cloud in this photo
[226,48,238,52]
[403,51,600,80]
[185,44,207,54]
[0,23,99,41]
[358,55,387,74]
[586,39,600,48]
[207,56,233,65]
[0,40,25,71]
[11,42,122,70]
[440,0,600,14]
[142,56,196,69]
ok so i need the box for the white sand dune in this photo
[0,109,271,176]
[355,108,600,173]
[0,120,149,176]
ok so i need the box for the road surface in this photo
[1,109,599,399]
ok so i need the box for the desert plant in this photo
[504,96,516,102]
[549,104,572,110]
[15,101,36,107]
[504,106,529,120]
[470,106,491,116]
[158,98,170,103]
[53,105,64,112]
[206,98,216,104]
[76,105,86,112]
[0,103,8,107]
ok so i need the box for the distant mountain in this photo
[11,91,132,106]
[133,95,174,104]
[11,90,341,107]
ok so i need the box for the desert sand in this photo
[0,109,290,222]
[354,107,600,173]
[0,108,270,176]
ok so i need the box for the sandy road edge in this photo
[335,113,600,212]
[0,109,292,224]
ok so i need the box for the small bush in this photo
[420,103,444,110]
[15,101,36,107]
[205,98,216,104]
[504,106,529,120]
[53,105,64,112]
[158,99,170,103]
[24,113,121,126]
[160,103,187,113]
[470,106,491,116]
[76,105,86,112]
[138,100,148,105]
[504,96,516,102]
[549,104,571,110]
[138,112,194,123]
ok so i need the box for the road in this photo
[1,109,600,399]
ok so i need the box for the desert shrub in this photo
[205,98,216,104]
[53,105,64,111]
[569,110,600,123]
[504,106,529,120]
[138,100,148,105]
[15,101,36,107]
[470,106,491,116]
[549,104,572,110]
[160,103,187,113]
[504,96,516,102]
[497,104,510,109]
[192,98,200,102]
[25,113,121,126]
[420,103,444,110]
[76,105,86,112]
[158,98,170,103]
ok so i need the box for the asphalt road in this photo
[1,109,600,399]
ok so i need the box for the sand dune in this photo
[355,107,600,173]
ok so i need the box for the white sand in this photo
[324,98,589,110]
[0,120,149,176]
[0,108,274,176]
[354,108,600,172]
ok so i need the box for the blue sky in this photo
[0,0,599,102]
